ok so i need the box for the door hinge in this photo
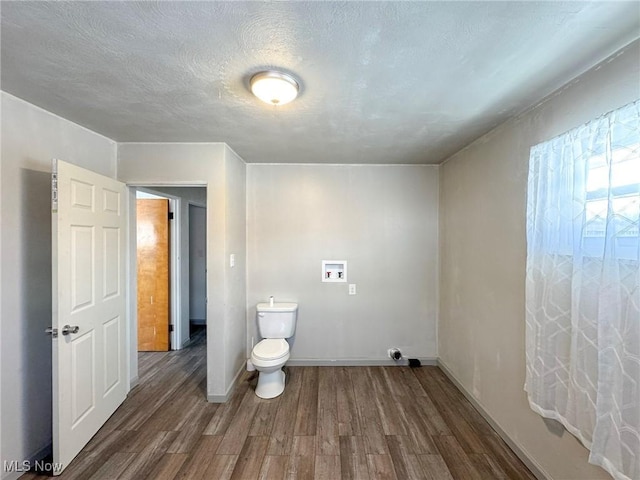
[168,211,174,220]
[51,159,58,213]
[169,324,174,332]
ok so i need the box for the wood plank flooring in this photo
[21,332,536,479]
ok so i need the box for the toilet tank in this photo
[256,302,298,338]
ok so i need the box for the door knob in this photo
[45,327,58,338]
[61,325,80,335]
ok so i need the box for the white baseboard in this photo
[1,471,21,480]
[29,443,52,463]
[129,375,139,390]
[207,362,246,403]
[287,357,438,367]
[437,359,550,480]
[1,443,53,480]
[205,358,439,401]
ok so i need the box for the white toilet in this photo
[250,302,298,399]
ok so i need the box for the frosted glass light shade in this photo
[250,71,299,106]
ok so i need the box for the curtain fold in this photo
[525,100,640,480]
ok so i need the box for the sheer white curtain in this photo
[525,100,640,480]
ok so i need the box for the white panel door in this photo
[51,159,128,473]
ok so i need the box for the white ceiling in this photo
[1,2,639,165]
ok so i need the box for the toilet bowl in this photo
[250,338,290,398]
[250,302,298,399]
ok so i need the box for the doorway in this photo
[134,186,207,353]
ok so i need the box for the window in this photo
[584,142,640,259]
[525,100,639,480]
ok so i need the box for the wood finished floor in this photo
[22,332,536,480]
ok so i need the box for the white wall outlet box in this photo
[322,260,347,282]
[349,284,357,295]
[230,253,235,268]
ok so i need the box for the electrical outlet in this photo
[230,253,235,268]
[348,284,357,295]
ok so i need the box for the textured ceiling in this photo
[1,2,639,165]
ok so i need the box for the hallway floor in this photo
[21,332,535,479]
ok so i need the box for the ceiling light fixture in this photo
[250,70,299,106]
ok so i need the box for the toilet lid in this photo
[253,339,289,360]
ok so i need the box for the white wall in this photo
[247,164,439,362]
[117,143,247,400]
[223,148,247,387]
[439,39,640,480]
[0,93,3,480]
[189,205,207,322]
[0,92,117,479]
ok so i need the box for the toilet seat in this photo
[252,339,289,361]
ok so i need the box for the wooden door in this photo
[51,159,128,473]
[136,199,170,351]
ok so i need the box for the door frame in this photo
[126,182,205,389]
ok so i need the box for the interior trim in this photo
[208,362,246,403]
[287,357,438,367]
[128,376,139,390]
[437,359,550,480]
